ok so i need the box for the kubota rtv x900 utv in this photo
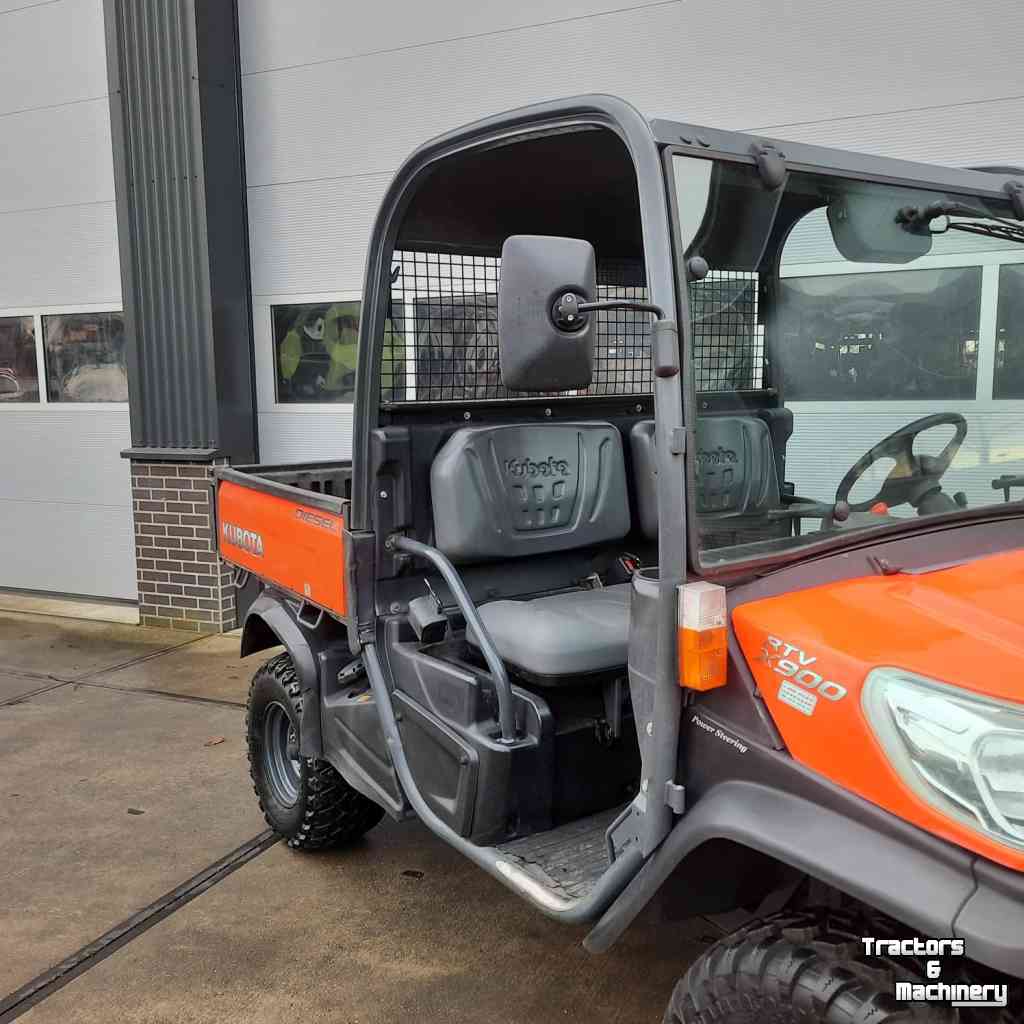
[217,95,1024,1021]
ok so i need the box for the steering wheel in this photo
[835,413,967,517]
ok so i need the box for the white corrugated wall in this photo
[238,0,1024,464]
[0,0,135,601]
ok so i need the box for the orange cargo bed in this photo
[214,463,350,619]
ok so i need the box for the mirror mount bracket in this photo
[552,291,590,331]
[1005,180,1024,221]
[749,142,788,190]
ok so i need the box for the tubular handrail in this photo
[385,533,517,743]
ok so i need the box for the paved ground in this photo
[0,610,708,1023]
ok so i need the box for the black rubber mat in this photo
[494,808,621,900]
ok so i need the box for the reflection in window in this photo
[995,264,1024,399]
[775,267,981,400]
[273,301,362,404]
[690,272,763,392]
[43,312,127,402]
[0,316,39,402]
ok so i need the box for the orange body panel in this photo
[733,547,1024,872]
[217,479,346,618]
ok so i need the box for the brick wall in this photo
[130,461,237,632]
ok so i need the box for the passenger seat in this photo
[430,422,632,683]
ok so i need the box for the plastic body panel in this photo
[386,624,554,843]
[320,682,406,817]
[430,422,630,563]
[217,477,346,617]
[732,547,1024,872]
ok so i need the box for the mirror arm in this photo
[577,299,666,319]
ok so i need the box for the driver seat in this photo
[430,421,633,683]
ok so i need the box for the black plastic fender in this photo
[583,778,1024,973]
[241,591,329,758]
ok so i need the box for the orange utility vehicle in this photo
[217,96,1024,1021]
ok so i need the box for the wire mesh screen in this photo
[379,254,764,404]
[689,271,764,392]
[381,251,652,404]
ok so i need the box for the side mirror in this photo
[827,191,932,264]
[498,235,596,391]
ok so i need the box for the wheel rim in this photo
[262,701,301,807]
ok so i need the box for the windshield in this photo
[671,155,1024,569]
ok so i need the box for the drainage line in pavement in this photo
[0,830,280,1023]
[75,679,246,709]
[0,679,72,708]
[74,634,209,682]
[0,635,208,710]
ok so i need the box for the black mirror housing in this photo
[498,235,596,391]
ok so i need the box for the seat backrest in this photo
[431,422,630,562]
[630,416,782,539]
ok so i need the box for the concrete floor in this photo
[0,610,708,1023]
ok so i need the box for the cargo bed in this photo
[214,460,352,620]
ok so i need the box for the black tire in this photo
[665,909,963,1024]
[246,652,384,850]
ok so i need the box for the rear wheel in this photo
[665,909,959,1024]
[246,652,384,849]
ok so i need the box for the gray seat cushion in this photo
[467,583,630,681]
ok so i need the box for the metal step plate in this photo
[493,808,622,901]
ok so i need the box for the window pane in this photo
[0,316,39,402]
[43,312,127,402]
[273,301,360,403]
[775,267,981,401]
[995,264,1024,399]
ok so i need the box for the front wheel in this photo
[665,909,958,1023]
[246,653,384,850]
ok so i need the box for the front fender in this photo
[586,780,972,951]
[588,775,1024,977]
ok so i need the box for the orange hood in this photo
[732,547,1024,869]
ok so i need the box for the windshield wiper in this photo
[942,218,1024,244]
[897,200,1024,245]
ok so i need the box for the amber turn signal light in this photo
[677,581,728,691]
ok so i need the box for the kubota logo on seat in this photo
[503,456,570,478]
[696,446,738,466]
[222,521,264,556]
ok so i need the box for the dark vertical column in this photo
[105,0,256,631]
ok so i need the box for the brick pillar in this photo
[130,460,236,633]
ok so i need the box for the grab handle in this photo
[385,534,517,743]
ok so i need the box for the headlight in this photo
[863,668,1024,852]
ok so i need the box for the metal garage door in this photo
[0,402,136,602]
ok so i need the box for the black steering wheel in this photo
[835,413,968,517]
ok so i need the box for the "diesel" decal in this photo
[222,521,264,557]
[295,508,339,532]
